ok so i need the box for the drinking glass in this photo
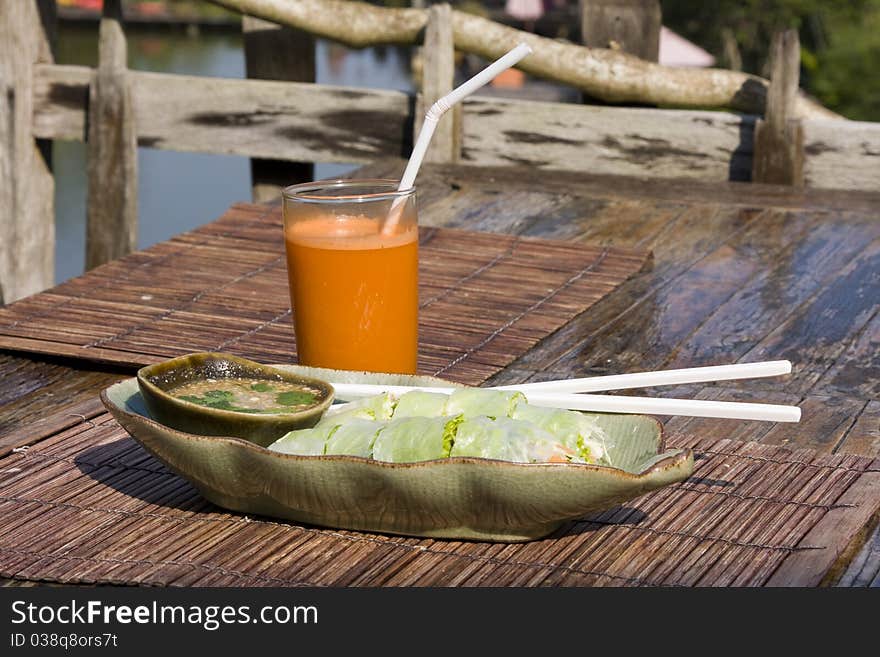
[282,179,418,374]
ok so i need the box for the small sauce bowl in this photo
[136,352,334,446]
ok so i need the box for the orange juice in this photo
[284,215,418,374]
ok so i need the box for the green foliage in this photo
[663,0,880,120]
[807,6,880,120]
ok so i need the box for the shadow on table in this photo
[74,437,213,513]
[74,438,728,543]
[556,473,736,538]
[73,438,343,537]
[543,508,649,540]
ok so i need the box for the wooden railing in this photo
[2,0,879,304]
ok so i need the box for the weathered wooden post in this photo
[579,0,661,62]
[752,29,804,186]
[86,0,138,270]
[243,15,315,202]
[416,3,461,164]
[0,0,56,303]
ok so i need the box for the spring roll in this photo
[392,390,450,418]
[450,416,574,463]
[268,422,339,456]
[512,403,610,464]
[324,419,385,458]
[444,388,525,419]
[318,392,396,426]
[371,415,462,463]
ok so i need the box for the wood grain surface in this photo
[0,409,875,587]
[2,159,878,586]
[0,0,55,303]
[30,61,877,195]
[0,205,649,384]
[85,3,138,270]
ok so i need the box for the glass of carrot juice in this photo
[281,180,418,375]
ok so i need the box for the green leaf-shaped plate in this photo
[101,366,693,542]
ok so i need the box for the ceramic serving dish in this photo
[136,353,334,446]
[103,365,693,542]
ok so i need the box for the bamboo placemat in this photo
[0,203,649,384]
[0,403,877,587]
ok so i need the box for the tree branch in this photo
[208,0,840,120]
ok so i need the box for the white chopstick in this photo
[328,383,801,423]
[525,392,800,423]
[494,361,792,394]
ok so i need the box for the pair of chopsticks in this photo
[329,361,801,423]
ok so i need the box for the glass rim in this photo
[282,179,416,204]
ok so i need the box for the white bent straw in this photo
[495,360,792,394]
[327,383,801,423]
[382,42,533,234]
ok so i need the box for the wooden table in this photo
[1,160,878,587]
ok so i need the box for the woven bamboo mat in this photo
[0,203,649,384]
[0,402,877,587]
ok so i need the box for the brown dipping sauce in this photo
[168,377,320,414]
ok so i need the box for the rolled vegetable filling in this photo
[512,403,610,465]
[371,415,463,463]
[320,392,396,425]
[269,422,340,456]
[443,388,525,419]
[392,390,450,418]
[451,416,574,463]
[324,418,385,458]
[266,390,615,465]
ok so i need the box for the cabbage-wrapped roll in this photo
[324,419,385,458]
[392,390,450,418]
[268,422,339,456]
[512,403,610,464]
[371,415,462,463]
[318,392,395,426]
[444,389,525,419]
[450,416,574,463]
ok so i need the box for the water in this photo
[53,24,414,284]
